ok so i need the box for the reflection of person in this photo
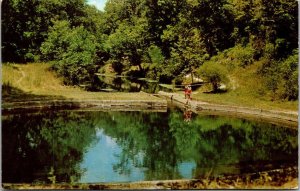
[183,101,192,122]
[184,109,192,122]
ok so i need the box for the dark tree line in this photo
[2,0,298,99]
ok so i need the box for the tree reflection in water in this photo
[2,109,297,183]
[2,111,97,183]
[94,109,297,180]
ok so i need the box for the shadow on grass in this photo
[2,83,65,102]
[203,89,228,94]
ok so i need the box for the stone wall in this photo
[2,99,167,114]
[3,167,298,189]
[158,91,298,124]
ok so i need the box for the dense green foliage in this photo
[40,20,99,84]
[2,0,298,100]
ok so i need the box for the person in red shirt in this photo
[187,85,192,100]
[184,85,188,99]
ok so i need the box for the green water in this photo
[2,108,297,184]
[85,75,201,93]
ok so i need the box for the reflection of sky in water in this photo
[178,162,196,178]
[79,128,145,183]
[3,110,297,184]
[79,128,196,183]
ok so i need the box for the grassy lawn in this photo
[189,64,298,111]
[2,63,298,112]
[190,90,298,111]
[2,63,161,102]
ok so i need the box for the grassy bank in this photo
[189,62,298,112]
[190,90,298,112]
[2,63,298,112]
[2,63,161,102]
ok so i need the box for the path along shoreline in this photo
[2,99,168,114]
[157,91,298,127]
[2,91,298,126]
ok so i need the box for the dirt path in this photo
[158,91,298,123]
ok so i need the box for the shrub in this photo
[226,44,255,67]
[261,49,298,100]
[198,61,229,92]
[278,50,298,100]
[40,20,98,85]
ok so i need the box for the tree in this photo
[145,0,187,57]
[2,0,40,62]
[187,0,235,55]
[105,17,150,75]
[198,61,229,92]
[244,0,298,59]
[146,45,165,79]
[1,0,95,63]
[2,0,298,102]
[167,26,209,82]
[40,20,99,85]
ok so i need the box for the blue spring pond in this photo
[2,107,297,184]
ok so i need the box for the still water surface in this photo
[2,108,297,184]
[86,75,201,93]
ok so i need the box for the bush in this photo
[225,44,255,67]
[198,61,229,92]
[40,20,98,85]
[278,50,298,100]
[261,49,298,100]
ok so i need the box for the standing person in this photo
[187,85,192,100]
[184,85,188,99]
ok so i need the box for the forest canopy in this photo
[2,0,298,100]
